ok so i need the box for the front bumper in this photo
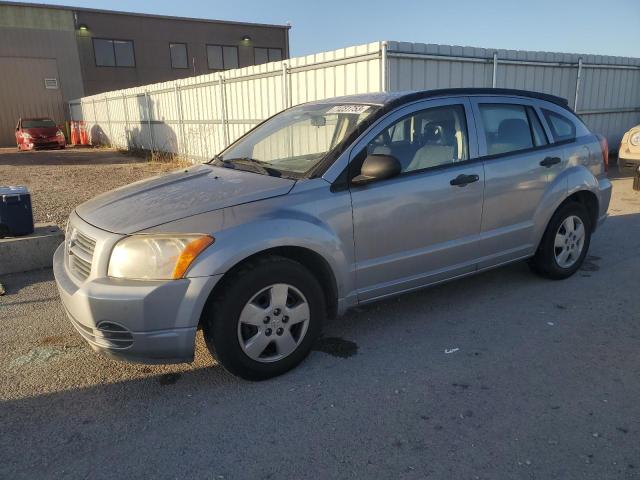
[53,243,221,364]
[24,137,65,150]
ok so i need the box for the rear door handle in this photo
[450,174,480,187]
[540,156,561,168]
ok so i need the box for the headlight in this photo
[631,131,640,146]
[56,130,64,137]
[108,234,214,280]
[22,133,32,139]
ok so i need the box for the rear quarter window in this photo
[542,109,577,142]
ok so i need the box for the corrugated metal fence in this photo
[69,40,640,160]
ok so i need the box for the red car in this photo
[15,117,66,151]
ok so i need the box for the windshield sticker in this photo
[326,105,371,114]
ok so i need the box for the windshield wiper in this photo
[220,157,281,177]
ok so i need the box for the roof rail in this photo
[397,88,570,111]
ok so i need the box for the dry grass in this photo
[118,147,194,169]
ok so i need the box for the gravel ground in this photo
[0,160,639,479]
[0,147,187,227]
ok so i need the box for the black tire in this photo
[529,202,592,280]
[202,255,325,380]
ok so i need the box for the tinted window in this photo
[93,39,116,66]
[113,40,135,67]
[255,47,283,65]
[542,109,576,142]
[479,104,535,155]
[93,39,135,67]
[170,43,188,69]
[366,104,468,173]
[254,47,269,64]
[207,45,223,69]
[223,46,239,69]
[22,119,56,128]
[207,45,239,70]
[268,48,283,62]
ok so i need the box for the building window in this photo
[254,47,283,65]
[170,43,189,69]
[207,45,239,70]
[93,39,135,67]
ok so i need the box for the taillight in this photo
[595,134,609,172]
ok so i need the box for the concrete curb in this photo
[0,223,64,275]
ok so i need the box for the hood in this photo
[24,127,59,137]
[76,164,296,234]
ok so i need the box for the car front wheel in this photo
[529,202,592,279]
[202,255,325,380]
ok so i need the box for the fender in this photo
[531,163,602,249]
[180,198,354,305]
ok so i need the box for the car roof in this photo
[310,88,571,111]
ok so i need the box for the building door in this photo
[0,57,65,146]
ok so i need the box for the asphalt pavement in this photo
[1,172,639,479]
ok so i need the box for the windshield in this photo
[216,103,378,176]
[22,119,56,129]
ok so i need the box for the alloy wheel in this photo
[554,215,586,268]
[237,283,310,362]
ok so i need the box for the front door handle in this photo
[450,174,480,187]
[540,156,561,168]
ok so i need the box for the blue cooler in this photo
[0,186,34,238]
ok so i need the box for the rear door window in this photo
[479,104,541,155]
[542,109,576,142]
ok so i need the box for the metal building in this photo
[69,41,640,161]
[0,1,290,146]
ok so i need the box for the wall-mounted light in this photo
[241,35,252,43]
[78,23,89,31]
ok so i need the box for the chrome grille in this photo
[67,227,96,281]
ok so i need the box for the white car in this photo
[618,124,640,174]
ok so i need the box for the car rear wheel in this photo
[202,255,325,380]
[529,202,591,279]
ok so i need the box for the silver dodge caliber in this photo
[54,88,612,380]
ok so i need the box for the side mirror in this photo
[352,154,401,186]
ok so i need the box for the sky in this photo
[32,0,640,58]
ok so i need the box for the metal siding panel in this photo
[69,41,640,161]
